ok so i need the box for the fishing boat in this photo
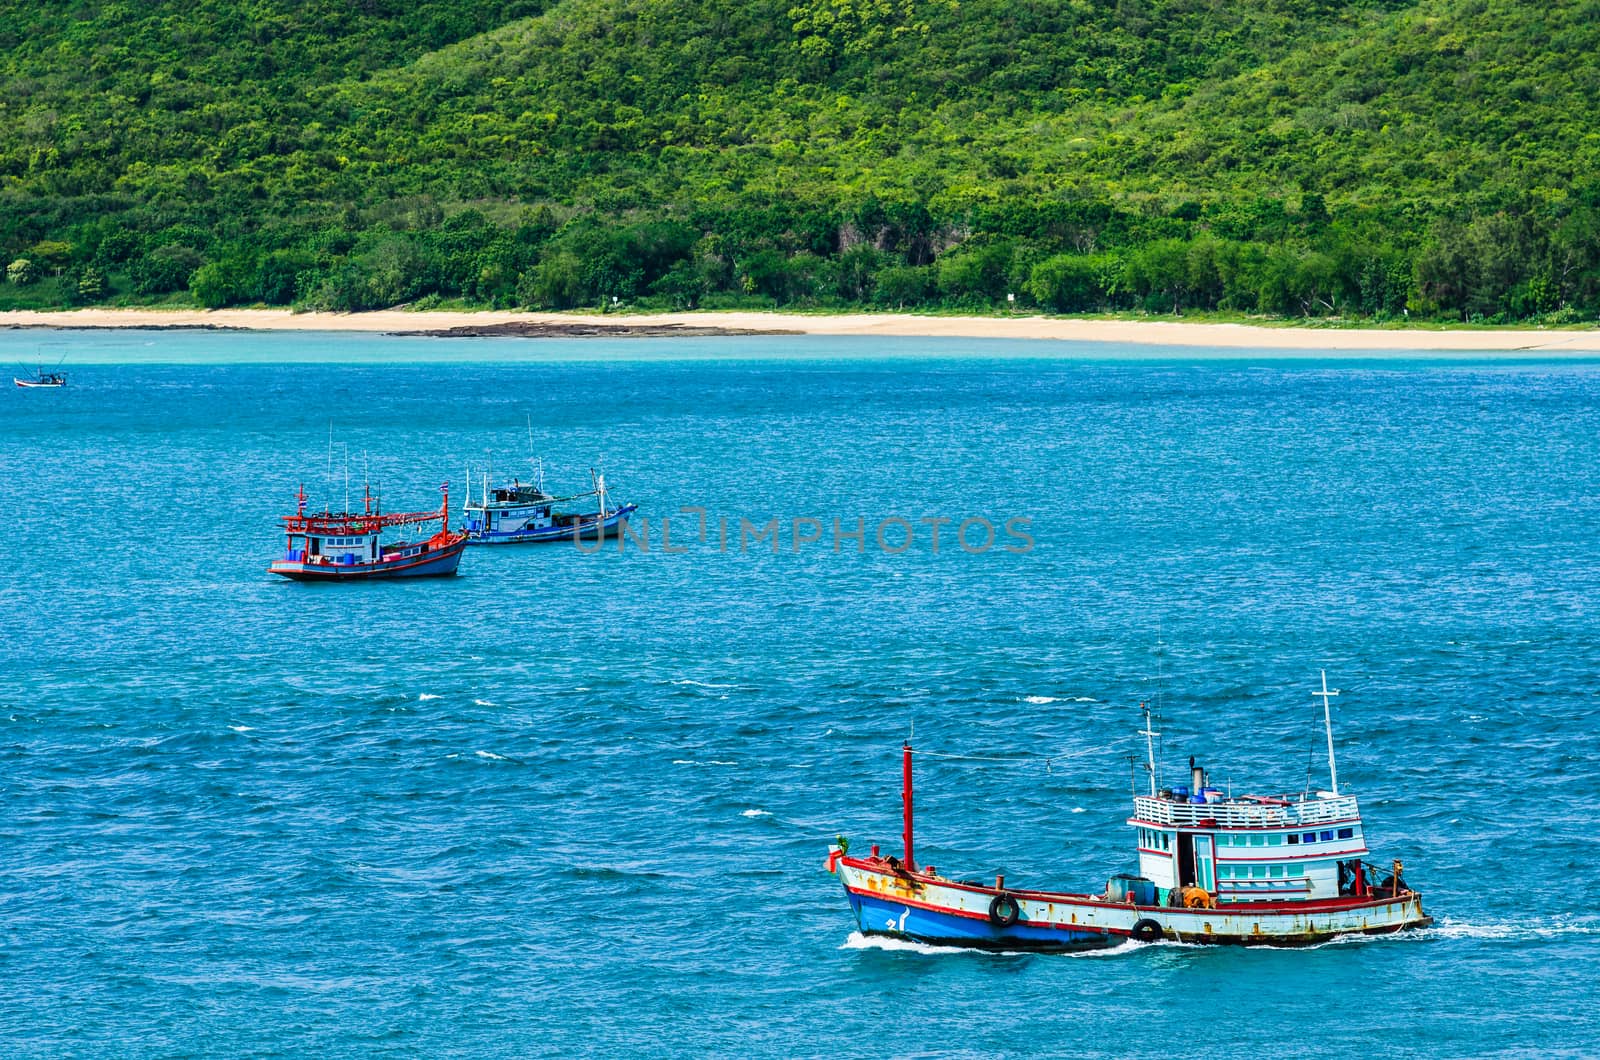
[461,467,636,545]
[14,369,66,388]
[827,673,1432,950]
[268,482,467,580]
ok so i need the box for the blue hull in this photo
[269,539,467,580]
[466,504,636,545]
[846,888,1114,952]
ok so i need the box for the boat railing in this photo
[1133,794,1360,828]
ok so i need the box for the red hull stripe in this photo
[839,857,1404,916]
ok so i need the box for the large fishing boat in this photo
[268,482,466,580]
[461,468,635,545]
[828,674,1431,949]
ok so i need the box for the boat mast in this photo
[1316,670,1341,796]
[325,421,334,515]
[902,742,915,870]
[1139,701,1160,796]
[526,413,544,492]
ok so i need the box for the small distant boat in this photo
[461,467,636,545]
[827,673,1432,950]
[269,482,467,580]
[14,370,66,388]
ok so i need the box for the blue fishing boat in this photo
[828,674,1432,949]
[269,482,467,580]
[461,468,636,545]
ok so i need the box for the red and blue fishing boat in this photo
[828,673,1432,949]
[268,482,467,580]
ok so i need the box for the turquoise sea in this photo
[3,330,1598,1057]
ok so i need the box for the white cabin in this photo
[1128,785,1369,902]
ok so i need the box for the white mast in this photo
[1315,670,1341,796]
[1139,702,1160,796]
[592,468,608,519]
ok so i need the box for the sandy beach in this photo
[4,306,1600,352]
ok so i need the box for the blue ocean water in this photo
[3,331,1598,1058]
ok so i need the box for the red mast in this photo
[902,742,915,870]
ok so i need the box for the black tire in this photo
[1130,918,1164,943]
[988,893,1021,927]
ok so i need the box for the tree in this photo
[1027,254,1105,313]
[6,258,38,285]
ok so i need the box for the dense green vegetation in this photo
[2,0,1597,322]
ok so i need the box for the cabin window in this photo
[1251,866,1266,879]
[1320,830,1334,842]
[1268,834,1282,845]
[1218,865,1233,879]
[1269,865,1285,878]
[1303,832,1316,843]
[1337,827,1354,840]
[1286,834,1299,845]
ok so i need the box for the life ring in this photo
[1130,918,1164,943]
[988,893,1021,927]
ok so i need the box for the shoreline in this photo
[4,307,1600,352]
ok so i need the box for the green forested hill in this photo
[2,0,1597,320]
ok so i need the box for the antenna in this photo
[325,421,334,515]
[363,451,371,515]
[1138,701,1160,796]
[1315,670,1341,796]
[342,444,350,515]
[526,413,540,486]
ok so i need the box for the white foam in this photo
[418,693,441,701]
[1071,807,1086,813]
[229,725,254,733]
[740,809,772,817]
[840,932,967,955]
[473,699,496,707]
[673,679,735,689]
[475,750,509,761]
[1429,919,1600,941]
[841,931,1119,958]
[1024,695,1059,704]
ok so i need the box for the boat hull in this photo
[14,379,65,388]
[465,504,637,545]
[268,537,467,580]
[837,855,1431,950]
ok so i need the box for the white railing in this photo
[1133,794,1360,829]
